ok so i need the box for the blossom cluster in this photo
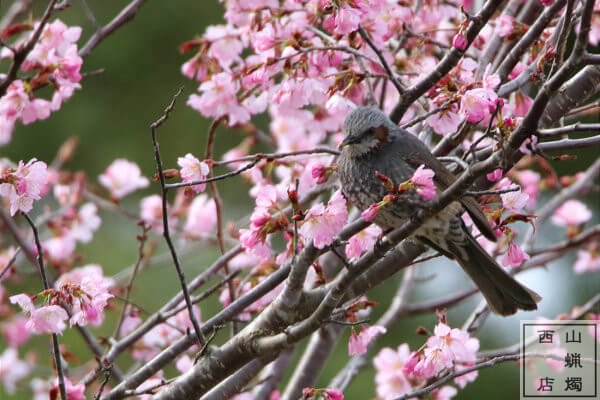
[0,20,84,145]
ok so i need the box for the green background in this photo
[1,1,599,399]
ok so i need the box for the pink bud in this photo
[452,33,468,50]
[361,204,380,222]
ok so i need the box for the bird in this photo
[337,106,540,316]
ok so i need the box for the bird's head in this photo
[339,106,395,157]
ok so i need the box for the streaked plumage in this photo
[338,106,540,316]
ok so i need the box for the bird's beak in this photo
[338,136,357,149]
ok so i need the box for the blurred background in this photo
[1,1,599,399]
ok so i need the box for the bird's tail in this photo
[453,235,541,316]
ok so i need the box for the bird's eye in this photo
[362,127,374,137]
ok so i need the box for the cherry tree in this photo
[1,0,600,399]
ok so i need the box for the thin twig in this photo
[358,26,405,95]
[465,186,521,196]
[391,353,571,400]
[113,223,149,339]
[204,117,238,336]
[150,87,205,346]
[21,213,68,400]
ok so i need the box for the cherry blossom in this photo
[411,165,436,200]
[9,294,68,334]
[55,264,114,327]
[361,203,381,222]
[0,158,48,215]
[1,316,32,348]
[413,322,479,378]
[460,87,498,123]
[69,203,102,243]
[426,103,462,136]
[345,225,382,261]
[184,195,217,237]
[573,249,600,274]
[551,200,592,227]
[188,72,252,126]
[43,235,76,261]
[0,348,30,394]
[495,15,517,38]
[300,190,348,249]
[177,153,210,194]
[98,159,149,200]
[141,195,168,233]
[431,386,458,400]
[501,190,529,212]
[453,364,478,388]
[501,242,530,268]
[348,325,387,355]
[373,344,417,399]
[452,32,467,50]
[486,169,503,182]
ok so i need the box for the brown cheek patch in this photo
[374,125,389,144]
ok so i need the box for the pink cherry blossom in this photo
[0,117,15,145]
[348,325,387,355]
[181,56,207,81]
[0,158,48,215]
[69,203,102,243]
[312,164,329,184]
[140,195,169,233]
[36,377,85,400]
[373,344,416,399]
[300,190,348,249]
[322,388,344,400]
[452,32,468,50]
[0,80,51,125]
[501,189,529,212]
[0,348,30,394]
[519,135,538,155]
[120,314,142,337]
[486,169,503,182]
[10,293,68,334]
[361,203,381,222]
[240,227,271,259]
[551,200,592,227]
[432,386,458,400]
[56,264,114,327]
[495,15,517,37]
[453,364,478,388]
[176,354,194,373]
[426,103,462,136]
[187,72,251,126]
[98,159,149,200]
[517,170,540,209]
[411,165,436,199]
[43,235,76,261]
[323,5,362,35]
[573,250,600,274]
[513,91,533,117]
[460,87,498,123]
[413,322,479,378]
[1,316,32,348]
[502,242,530,267]
[205,25,243,67]
[345,225,382,261]
[178,153,210,193]
[184,195,217,237]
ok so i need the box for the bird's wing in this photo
[405,150,497,242]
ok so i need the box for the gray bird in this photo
[337,106,540,316]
